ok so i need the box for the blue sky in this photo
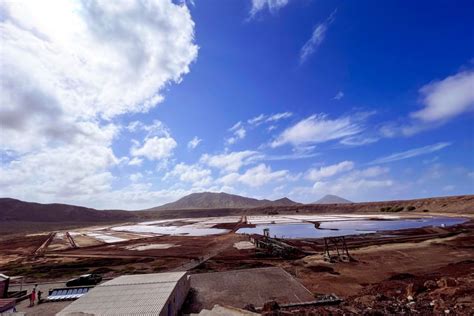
[0,0,473,209]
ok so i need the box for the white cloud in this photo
[0,125,119,202]
[126,120,170,138]
[291,166,392,202]
[187,136,202,149]
[218,163,289,187]
[379,69,474,138]
[129,173,143,182]
[411,70,474,122]
[271,113,364,147]
[128,157,144,166]
[0,0,197,204]
[333,91,344,100]
[131,136,177,161]
[249,0,289,18]
[340,135,379,146]
[248,114,266,125]
[226,124,246,145]
[164,162,212,187]
[305,161,354,181]
[266,112,293,122]
[300,9,337,63]
[200,150,261,173]
[370,142,451,165]
[248,112,293,126]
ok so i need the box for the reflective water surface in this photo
[237,217,467,239]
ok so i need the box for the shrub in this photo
[407,206,416,211]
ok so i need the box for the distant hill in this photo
[0,198,135,223]
[314,194,352,204]
[148,192,300,210]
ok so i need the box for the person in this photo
[37,290,43,304]
[29,288,36,307]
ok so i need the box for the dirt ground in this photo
[1,216,473,315]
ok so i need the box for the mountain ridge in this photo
[148,192,301,211]
[313,194,353,204]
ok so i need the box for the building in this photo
[0,274,10,298]
[57,271,189,316]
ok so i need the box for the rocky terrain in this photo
[147,192,300,210]
[313,194,352,204]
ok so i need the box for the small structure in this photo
[249,229,301,258]
[323,236,353,263]
[0,274,10,298]
[47,286,92,301]
[0,298,16,313]
[57,272,189,316]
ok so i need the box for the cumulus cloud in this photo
[218,163,289,187]
[131,136,177,161]
[187,136,202,149]
[305,161,354,181]
[249,0,289,18]
[0,125,119,202]
[271,113,366,147]
[412,70,474,122]
[129,173,143,182]
[291,166,392,202]
[164,162,212,187]
[300,9,337,64]
[370,142,451,165]
[379,69,474,137]
[0,0,197,203]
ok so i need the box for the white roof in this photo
[0,274,9,281]
[57,272,187,316]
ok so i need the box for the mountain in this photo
[0,198,135,223]
[313,194,352,204]
[149,192,300,210]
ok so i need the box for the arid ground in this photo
[1,197,473,315]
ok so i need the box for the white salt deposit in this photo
[86,232,127,243]
[233,241,255,250]
[125,244,176,251]
[112,224,229,236]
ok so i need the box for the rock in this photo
[243,304,257,313]
[375,293,388,301]
[437,277,457,288]
[354,295,376,308]
[262,300,280,312]
[406,283,416,298]
[424,280,438,290]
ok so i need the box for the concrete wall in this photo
[160,274,190,316]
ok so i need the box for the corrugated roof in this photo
[102,271,186,286]
[57,272,188,316]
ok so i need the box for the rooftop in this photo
[57,272,187,316]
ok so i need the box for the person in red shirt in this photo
[29,289,36,307]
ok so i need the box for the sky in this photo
[0,0,473,210]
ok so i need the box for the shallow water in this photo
[237,216,467,239]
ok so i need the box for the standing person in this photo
[29,288,36,307]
